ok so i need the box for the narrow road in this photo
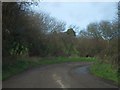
[3,62,118,88]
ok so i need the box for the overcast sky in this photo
[31,2,117,33]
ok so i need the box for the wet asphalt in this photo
[2,62,118,88]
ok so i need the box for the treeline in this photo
[78,20,118,65]
[3,2,119,67]
[2,2,76,61]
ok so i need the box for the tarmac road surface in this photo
[2,62,118,88]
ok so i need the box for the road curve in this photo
[3,62,118,88]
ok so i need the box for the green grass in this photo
[37,57,96,65]
[90,61,119,85]
[3,57,96,80]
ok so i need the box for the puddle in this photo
[73,66,89,74]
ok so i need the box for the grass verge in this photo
[90,61,119,85]
[3,57,96,80]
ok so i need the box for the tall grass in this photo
[90,61,119,85]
